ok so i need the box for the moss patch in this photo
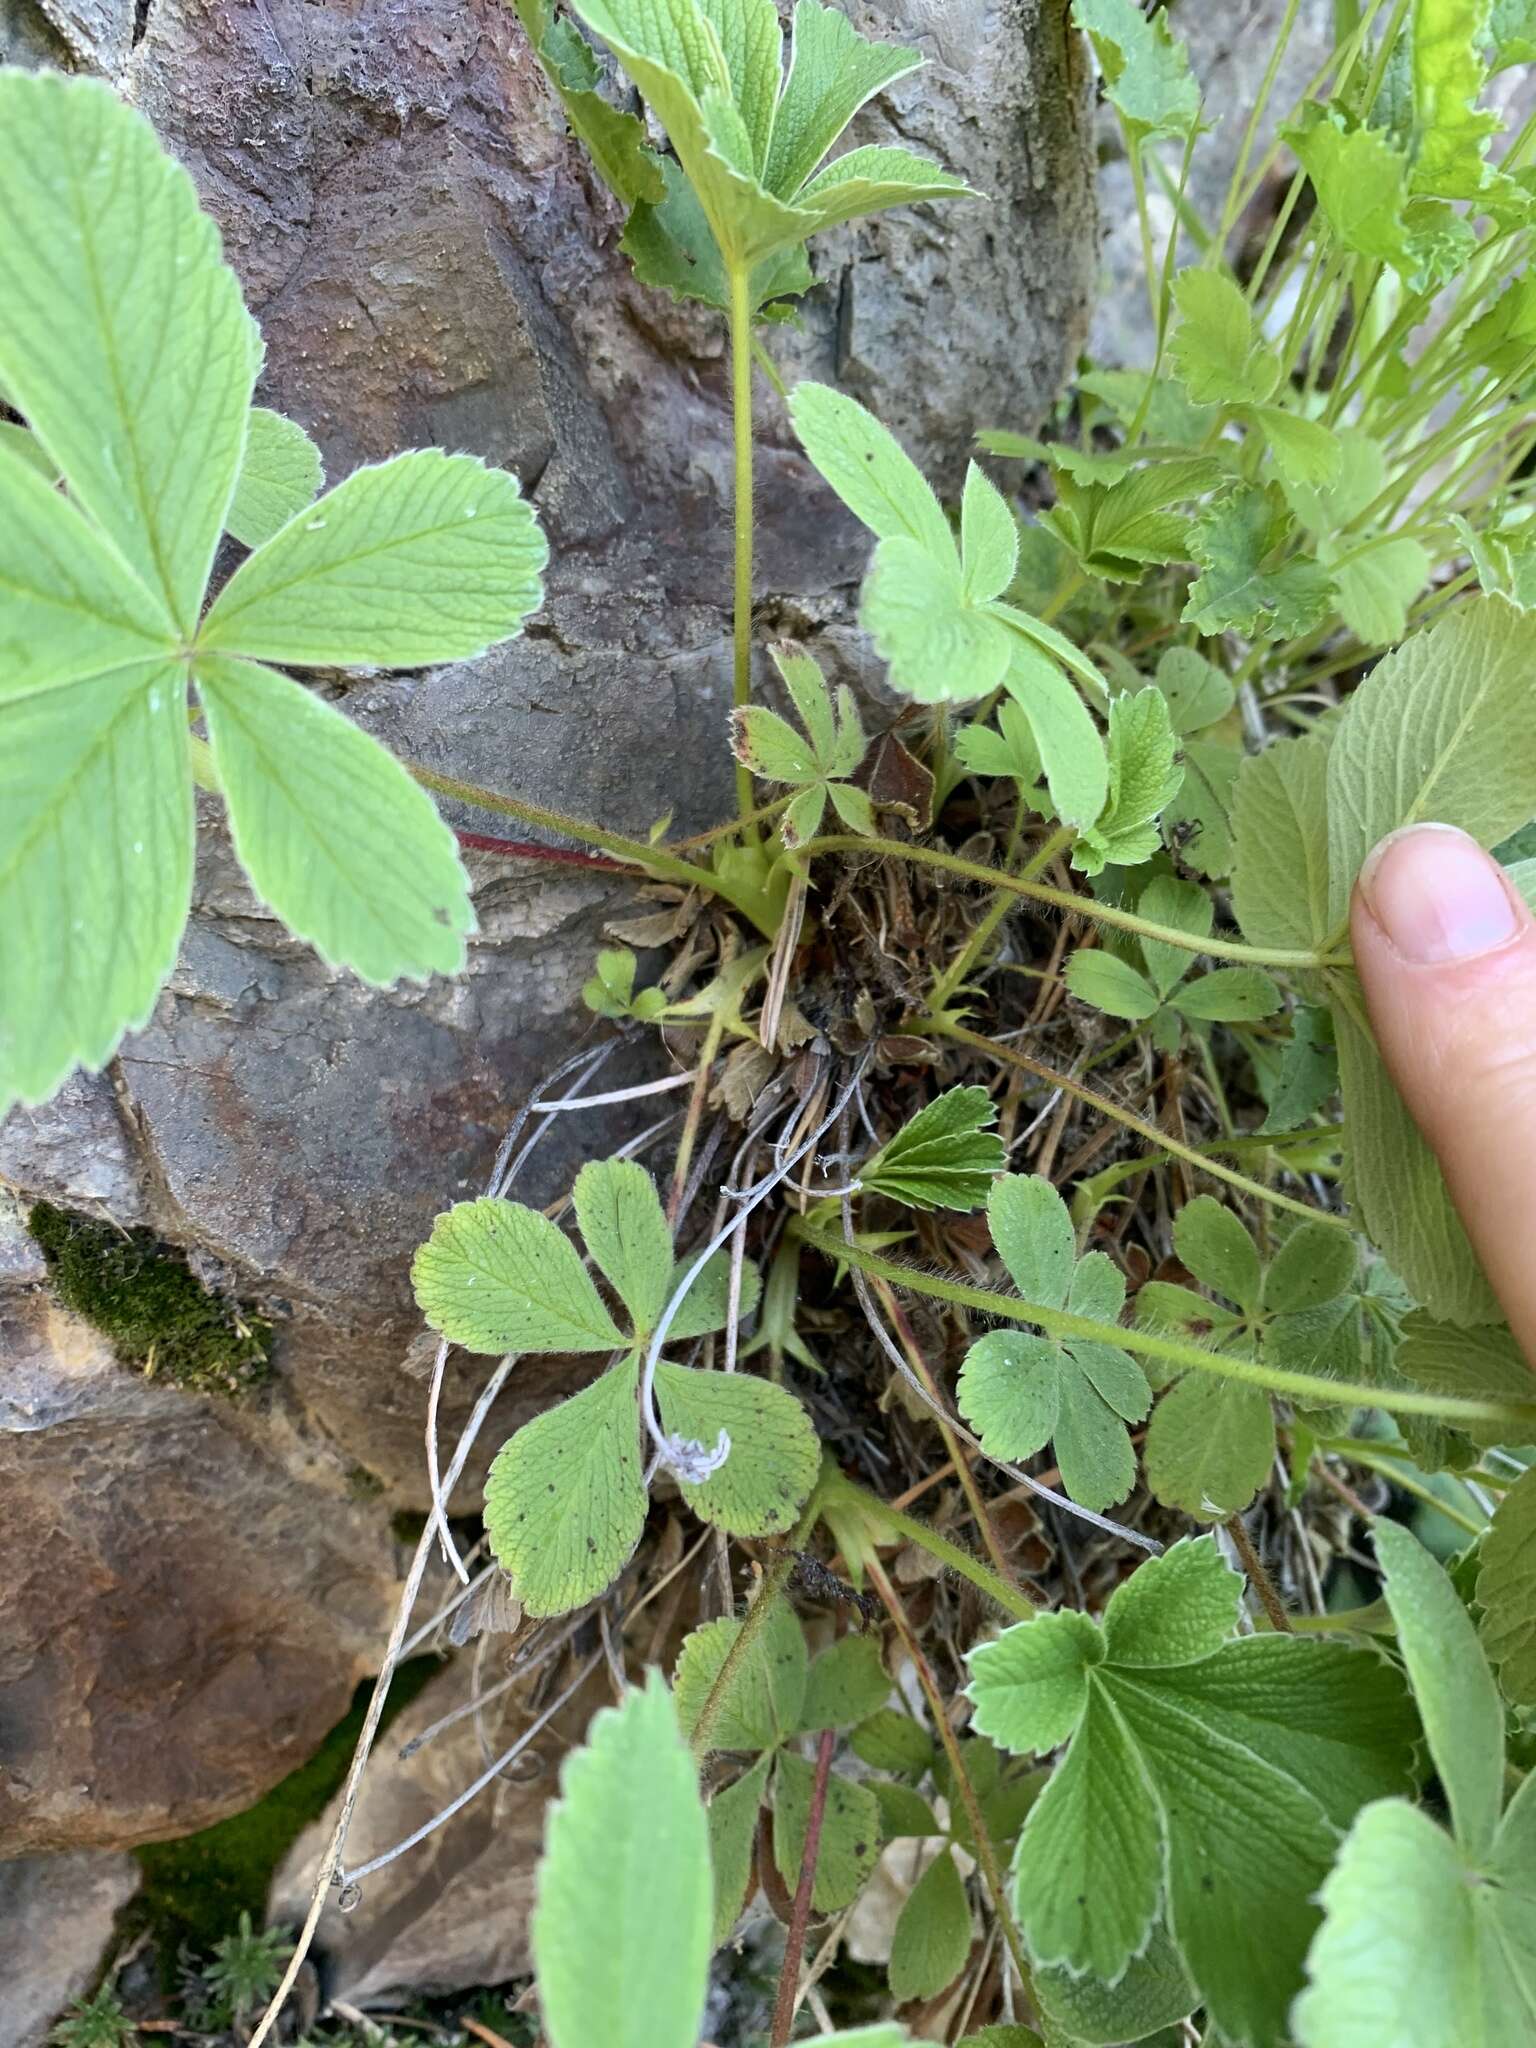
[131,1658,438,1969]
[28,1202,272,1396]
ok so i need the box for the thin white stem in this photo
[532,1069,699,1113]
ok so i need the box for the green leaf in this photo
[1153,646,1235,736]
[0,661,193,1114]
[1413,0,1502,199]
[861,536,1015,705]
[1064,949,1160,1022]
[992,633,1110,829]
[661,1246,765,1341]
[1331,537,1430,646]
[484,1356,647,1616]
[411,1196,626,1355]
[764,0,922,199]
[1033,1920,1196,2047]
[1230,733,1332,955]
[708,1752,772,1947]
[969,1537,1419,2046]
[889,1849,971,2001]
[1136,874,1211,1000]
[1101,1533,1244,1664]
[1285,108,1415,267]
[795,146,975,233]
[0,421,60,485]
[1175,1195,1262,1311]
[733,706,821,783]
[674,1600,809,1749]
[513,0,667,207]
[1325,596,1536,925]
[800,1636,891,1732]
[1264,1223,1357,1315]
[1074,688,1184,877]
[789,382,954,561]
[1493,0,1536,67]
[0,443,177,697]
[987,1173,1075,1309]
[1163,736,1241,879]
[773,1754,882,1911]
[1185,486,1335,642]
[532,1669,710,2048]
[961,462,1020,605]
[862,1085,1006,1212]
[1169,270,1281,408]
[1144,1371,1276,1519]
[1260,1004,1339,1134]
[1374,1517,1504,1857]
[852,1708,934,1777]
[1250,405,1342,491]
[0,71,261,634]
[1043,458,1219,582]
[226,407,324,550]
[806,2029,913,2048]
[873,1781,942,1836]
[1294,1794,1536,2048]
[1396,1318,1532,1449]
[193,654,473,984]
[1170,965,1281,1021]
[1479,1464,1536,1710]
[1071,0,1202,142]
[573,1158,674,1340]
[960,1607,1104,1753]
[955,699,1046,795]
[200,450,547,667]
[653,1364,819,1535]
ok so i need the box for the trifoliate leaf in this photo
[412,1196,626,1354]
[1135,873,1210,999]
[968,1537,1418,2048]
[1033,1921,1196,2047]
[0,71,261,634]
[1072,0,1203,142]
[674,1599,809,1750]
[1169,964,1281,1021]
[1325,596,1536,923]
[532,1669,710,2048]
[789,382,954,560]
[573,1157,675,1340]
[200,449,547,666]
[193,654,474,984]
[1169,270,1281,408]
[1074,687,1184,876]
[1479,1465,1536,1710]
[226,407,324,550]
[1185,486,1336,642]
[862,1085,1006,1211]
[1064,949,1160,1022]
[0,661,193,1114]
[888,1849,972,2002]
[958,1177,1150,1509]
[708,1752,772,1946]
[773,1753,882,1912]
[764,0,922,198]
[483,1355,647,1616]
[653,1364,819,1535]
[582,945,668,1021]
[1230,732,1333,956]
[800,1636,891,1732]
[1145,1370,1276,1519]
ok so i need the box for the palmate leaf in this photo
[862,1085,1006,1211]
[1293,1523,1536,2048]
[1185,486,1336,642]
[968,1538,1418,2048]
[531,1670,711,2048]
[0,70,261,633]
[1169,271,1280,408]
[1071,0,1202,143]
[194,655,474,984]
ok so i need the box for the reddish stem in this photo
[454,830,632,873]
[770,1726,837,2047]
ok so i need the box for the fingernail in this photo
[1358,824,1520,964]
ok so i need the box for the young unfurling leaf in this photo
[731,643,873,845]
[862,1085,1006,1212]
[968,1537,1417,2048]
[958,1176,1150,1509]
[1073,687,1184,877]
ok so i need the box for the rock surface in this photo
[0,1849,140,2048]
[0,0,1100,1884]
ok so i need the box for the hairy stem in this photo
[407,762,775,935]
[729,259,757,827]
[823,1469,1040,1621]
[938,1018,1348,1230]
[796,1228,1536,1434]
[797,833,1336,971]
[770,1725,837,2048]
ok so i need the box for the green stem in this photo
[797,1228,1536,1434]
[797,834,1335,972]
[1324,1442,1488,1537]
[408,763,776,936]
[690,1475,826,1759]
[929,824,1077,1014]
[729,260,757,828]
[936,1017,1350,1230]
[822,1470,1039,1623]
